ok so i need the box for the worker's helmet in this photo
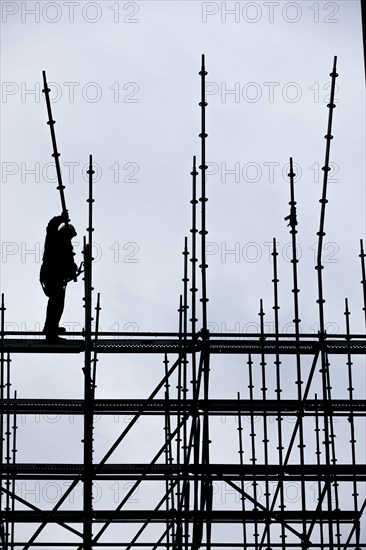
[58,223,77,238]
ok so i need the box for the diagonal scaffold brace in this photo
[42,70,70,222]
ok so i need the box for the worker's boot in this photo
[43,325,66,342]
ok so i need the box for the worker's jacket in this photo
[40,216,77,285]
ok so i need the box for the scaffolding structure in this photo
[1,56,366,549]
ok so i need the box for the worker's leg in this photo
[42,281,66,337]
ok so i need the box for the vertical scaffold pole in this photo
[182,237,189,459]
[315,56,338,335]
[163,354,174,548]
[199,54,209,334]
[91,294,101,399]
[360,239,366,330]
[345,297,361,546]
[315,56,338,548]
[271,239,286,549]
[10,389,17,548]
[0,294,6,548]
[286,157,306,542]
[5,353,12,547]
[182,237,190,548]
[199,54,212,549]
[190,156,198,347]
[237,392,247,548]
[259,300,270,547]
[314,394,325,546]
[248,353,259,546]
[190,158,200,547]
[83,154,95,549]
[0,293,4,338]
[190,64,201,550]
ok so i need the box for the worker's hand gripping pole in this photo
[42,70,69,222]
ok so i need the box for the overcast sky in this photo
[1,0,365,335]
[1,0,365,546]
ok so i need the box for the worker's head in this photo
[58,223,77,239]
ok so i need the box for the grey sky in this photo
[1,0,365,546]
[1,1,365,334]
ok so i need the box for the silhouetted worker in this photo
[40,213,78,341]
